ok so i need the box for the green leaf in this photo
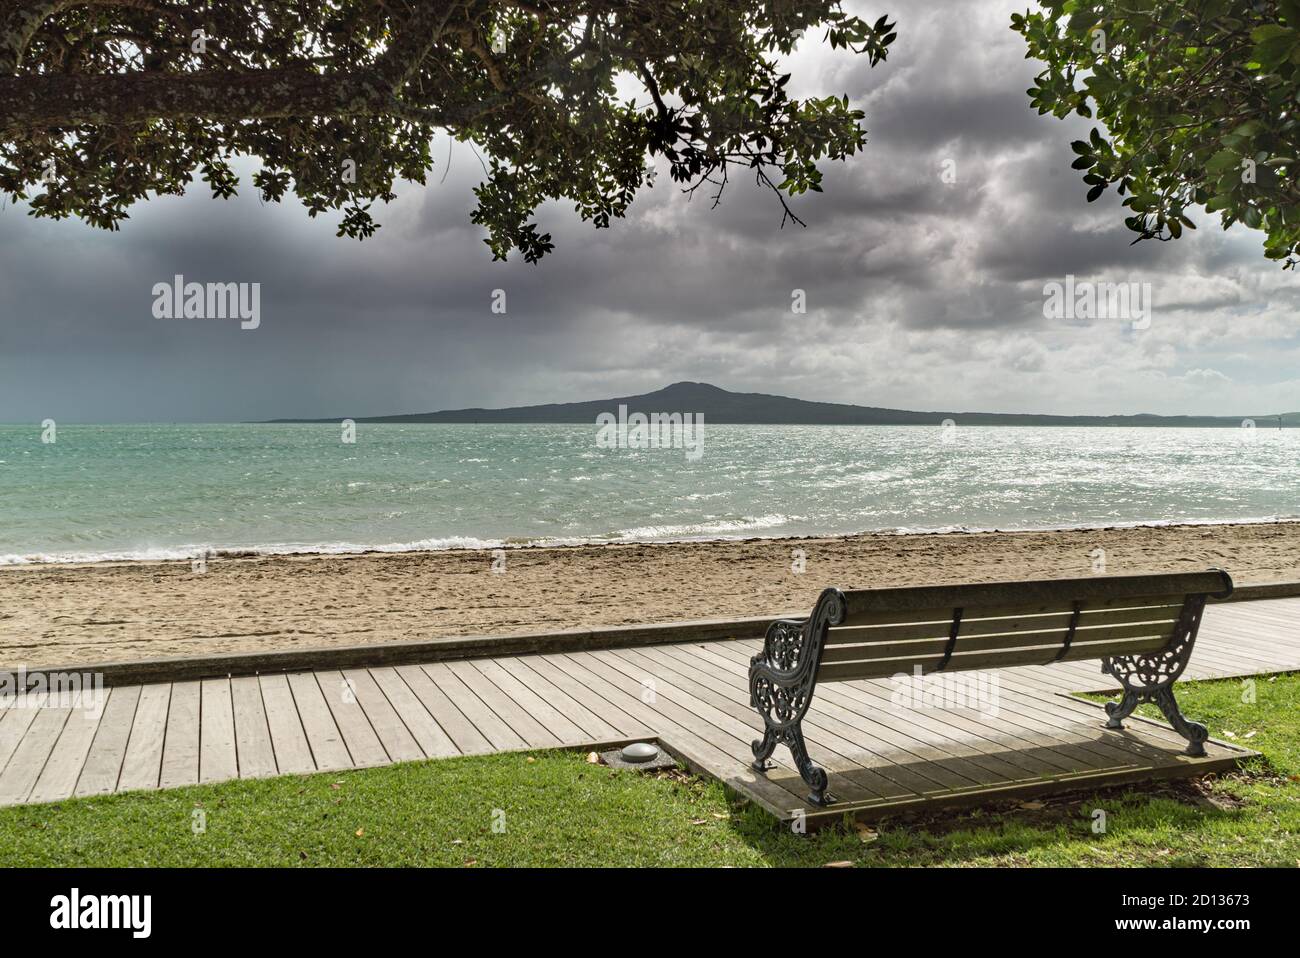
[1205,150,1240,174]
[1251,35,1297,70]
[1250,25,1295,44]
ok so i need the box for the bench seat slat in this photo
[820,618,1177,665]
[840,589,1191,628]
[825,615,1178,657]
[960,594,1185,622]
[1075,604,1183,626]
[960,604,1181,637]
[950,634,1172,669]
[825,620,954,645]
[820,637,951,663]
[839,572,1229,621]
[816,632,1171,682]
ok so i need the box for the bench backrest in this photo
[817,570,1232,683]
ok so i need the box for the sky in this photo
[0,0,1297,423]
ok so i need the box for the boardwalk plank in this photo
[30,701,104,804]
[118,684,171,792]
[370,667,458,759]
[286,672,353,771]
[318,670,388,766]
[471,658,587,743]
[496,655,624,741]
[231,676,278,779]
[393,664,489,755]
[75,685,142,797]
[0,702,69,805]
[510,655,648,739]
[342,668,422,763]
[199,678,238,784]
[0,701,41,779]
[422,662,526,751]
[159,681,201,789]
[444,660,560,748]
[259,674,316,774]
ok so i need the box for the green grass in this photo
[2,673,1298,867]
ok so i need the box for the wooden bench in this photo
[748,570,1234,806]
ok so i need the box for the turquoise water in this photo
[1,423,1297,564]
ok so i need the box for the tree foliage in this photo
[0,1,895,261]
[1013,0,1300,267]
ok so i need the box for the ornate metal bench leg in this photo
[751,728,777,772]
[787,722,832,807]
[1104,689,1139,729]
[748,590,846,808]
[1153,687,1209,757]
[1102,595,1210,756]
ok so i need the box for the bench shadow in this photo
[688,714,1256,864]
[718,760,1250,866]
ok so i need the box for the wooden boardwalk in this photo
[1,597,1295,822]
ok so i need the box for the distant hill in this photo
[266,381,1299,427]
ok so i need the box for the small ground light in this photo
[599,741,676,772]
[620,742,659,763]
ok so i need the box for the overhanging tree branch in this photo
[0,69,409,129]
[0,0,896,262]
[1013,1,1300,268]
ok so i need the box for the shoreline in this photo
[4,514,1300,569]
[2,520,1299,668]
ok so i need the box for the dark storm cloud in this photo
[0,1,1296,423]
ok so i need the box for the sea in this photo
[1,423,1296,564]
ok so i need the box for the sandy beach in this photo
[0,521,1296,669]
